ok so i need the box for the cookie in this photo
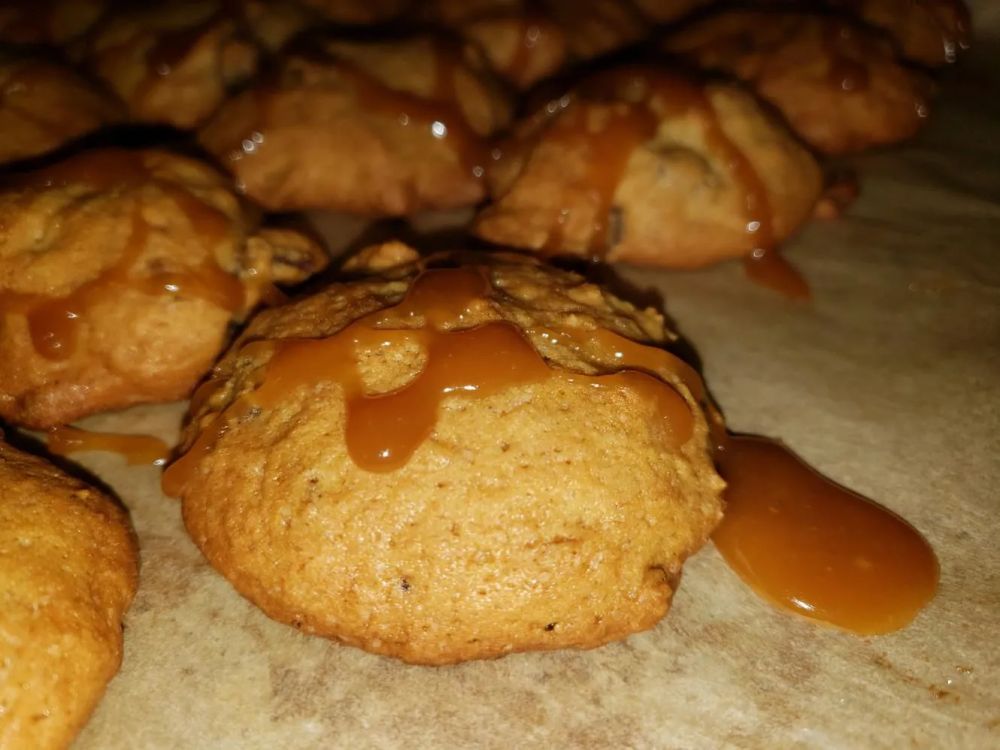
[0,440,138,750]
[0,147,327,428]
[474,66,822,267]
[167,243,723,664]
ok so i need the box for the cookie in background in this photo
[0,148,327,429]
[474,66,822,269]
[0,51,123,166]
[199,32,513,215]
[662,9,935,154]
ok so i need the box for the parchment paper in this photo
[68,7,1000,748]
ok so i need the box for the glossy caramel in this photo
[742,248,811,300]
[713,435,938,634]
[164,261,938,635]
[162,266,695,494]
[0,149,245,360]
[48,425,170,466]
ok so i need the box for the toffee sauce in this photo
[0,149,246,360]
[162,264,937,634]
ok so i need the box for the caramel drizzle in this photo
[47,425,170,466]
[162,266,696,495]
[163,261,937,635]
[713,434,938,634]
[0,150,246,360]
[498,68,808,298]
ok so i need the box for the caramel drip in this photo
[641,73,808,299]
[162,263,938,634]
[162,267,695,495]
[0,150,245,359]
[47,425,170,466]
[541,102,659,256]
[517,68,803,291]
[742,248,811,300]
[713,435,938,634]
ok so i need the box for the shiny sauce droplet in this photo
[713,435,938,634]
[47,425,170,466]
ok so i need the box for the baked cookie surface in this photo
[0,147,326,428]
[199,33,513,214]
[662,9,934,154]
[0,52,123,166]
[168,243,724,664]
[78,1,262,129]
[474,66,822,267]
[0,440,138,750]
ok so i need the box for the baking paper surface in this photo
[70,10,1000,748]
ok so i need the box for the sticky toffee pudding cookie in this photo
[165,243,724,665]
[0,440,138,750]
[662,9,934,155]
[473,66,822,268]
[418,1,570,91]
[78,1,262,129]
[0,53,123,166]
[198,33,513,215]
[0,147,327,429]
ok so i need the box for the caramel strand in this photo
[0,150,246,360]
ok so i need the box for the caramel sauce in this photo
[163,267,694,493]
[47,425,170,466]
[507,68,806,295]
[542,102,659,255]
[162,262,937,634]
[742,248,811,300]
[713,435,938,634]
[0,149,246,360]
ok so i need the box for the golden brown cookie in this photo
[0,0,106,45]
[419,1,570,91]
[473,66,822,268]
[419,0,708,89]
[0,148,327,429]
[662,9,934,155]
[198,33,513,215]
[165,243,724,665]
[0,440,138,750]
[0,53,123,166]
[830,0,972,66]
[78,1,261,129]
